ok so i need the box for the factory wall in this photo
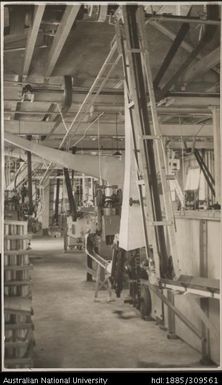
[168,213,220,364]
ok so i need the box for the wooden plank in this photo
[5,323,33,331]
[23,5,46,76]
[5,331,33,347]
[4,249,31,255]
[5,357,33,369]
[4,234,32,240]
[86,267,97,278]
[161,275,220,292]
[5,328,32,342]
[45,5,81,77]
[175,210,221,221]
[4,297,32,313]
[5,357,33,366]
[4,220,27,226]
[4,280,31,286]
[4,265,32,271]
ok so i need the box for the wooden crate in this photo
[4,221,34,369]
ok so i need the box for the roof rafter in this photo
[45,5,81,77]
[183,47,220,83]
[23,5,46,76]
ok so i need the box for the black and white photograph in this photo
[0,1,221,374]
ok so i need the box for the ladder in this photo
[117,6,180,280]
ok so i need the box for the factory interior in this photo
[1,2,221,370]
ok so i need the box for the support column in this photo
[199,219,211,364]
[167,290,178,339]
[54,175,60,226]
[211,107,221,205]
[82,174,86,203]
[86,255,93,282]
[27,136,33,215]
[42,180,50,236]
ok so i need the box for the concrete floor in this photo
[30,237,203,369]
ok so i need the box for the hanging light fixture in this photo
[113,113,122,157]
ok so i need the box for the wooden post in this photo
[42,180,50,236]
[26,136,33,215]
[54,176,60,225]
[199,219,211,364]
[211,107,221,205]
[94,265,102,298]
[86,255,93,282]
[167,290,178,339]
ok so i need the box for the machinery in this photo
[110,239,152,319]
[84,184,123,288]
[96,184,122,248]
[64,210,97,252]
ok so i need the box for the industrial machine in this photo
[84,184,123,292]
[96,184,122,247]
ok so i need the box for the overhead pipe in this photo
[43,75,73,140]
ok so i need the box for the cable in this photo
[71,112,104,148]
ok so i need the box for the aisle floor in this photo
[31,237,204,369]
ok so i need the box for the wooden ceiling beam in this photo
[183,47,220,83]
[23,5,46,76]
[45,5,81,77]
[4,88,123,104]
[4,120,213,137]
[151,21,220,76]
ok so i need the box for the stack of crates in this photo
[4,220,34,369]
